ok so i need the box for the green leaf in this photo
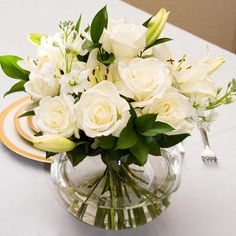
[18,110,35,118]
[129,103,137,120]
[45,152,57,158]
[34,131,43,137]
[28,33,48,45]
[67,145,87,166]
[0,55,29,80]
[145,136,161,156]
[101,150,120,172]
[142,121,174,136]
[4,80,26,97]
[135,114,174,136]
[97,51,115,66]
[135,114,156,133]
[144,38,172,51]
[158,133,190,148]
[84,25,90,33]
[130,135,149,165]
[82,40,101,52]
[75,14,82,32]
[124,154,143,166]
[116,122,137,149]
[143,16,153,27]
[98,135,117,149]
[90,6,108,43]
[77,53,89,62]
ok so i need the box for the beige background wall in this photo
[123,0,236,53]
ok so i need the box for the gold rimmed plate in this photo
[14,101,40,142]
[0,97,51,163]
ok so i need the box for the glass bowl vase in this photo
[51,146,182,230]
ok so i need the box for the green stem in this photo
[207,92,232,110]
[84,169,107,202]
[94,172,109,228]
[108,169,116,230]
[123,183,132,203]
[126,167,149,185]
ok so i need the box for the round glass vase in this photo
[51,146,182,230]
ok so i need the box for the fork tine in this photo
[201,145,217,162]
[199,128,217,162]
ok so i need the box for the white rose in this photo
[75,81,130,138]
[34,95,75,138]
[60,62,90,95]
[173,63,217,98]
[143,88,193,135]
[24,61,60,101]
[116,58,172,107]
[100,19,146,58]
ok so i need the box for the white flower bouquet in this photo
[1,6,235,229]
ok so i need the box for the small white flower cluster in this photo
[18,9,224,143]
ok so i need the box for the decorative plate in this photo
[0,97,51,163]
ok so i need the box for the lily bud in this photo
[28,33,48,45]
[146,8,170,47]
[33,135,77,153]
[207,57,225,75]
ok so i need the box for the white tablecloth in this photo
[0,0,236,235]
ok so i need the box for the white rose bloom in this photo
[60,62,90,95]
[173,63,217,98]
[24,61,60,101]
[34,95,75,138]
[143,88,193,135]
[75,81,130,138]
[100,18,146,58]
[116,58,172,108]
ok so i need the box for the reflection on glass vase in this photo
[51,146,182,230]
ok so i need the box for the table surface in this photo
[0,0,236,235]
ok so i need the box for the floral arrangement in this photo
[1,6,235,229]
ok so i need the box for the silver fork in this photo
[199,128,217,162]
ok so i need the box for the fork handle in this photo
[199,128,210,146]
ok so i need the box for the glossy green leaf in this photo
[90,6,108,43]
[98,135,117,149]
[145,136,161,156]
[45,152,57,158]
[135,114,156,133]
[0,55,29,80]
[18,110,35,118]
[130,135,149,165]
[4,80,26,97]
[97,51,115,66]
[75,14,82,32]
[101,150,120,172]
[116,122,137,149]
[82,40,101,52]
[67,145,87,166]
[144,37,172,51]
[142,121,174,136]
[129,103,137,120]
[142,16,153,27]
[77,53,89,62]
[158,133,190,148]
